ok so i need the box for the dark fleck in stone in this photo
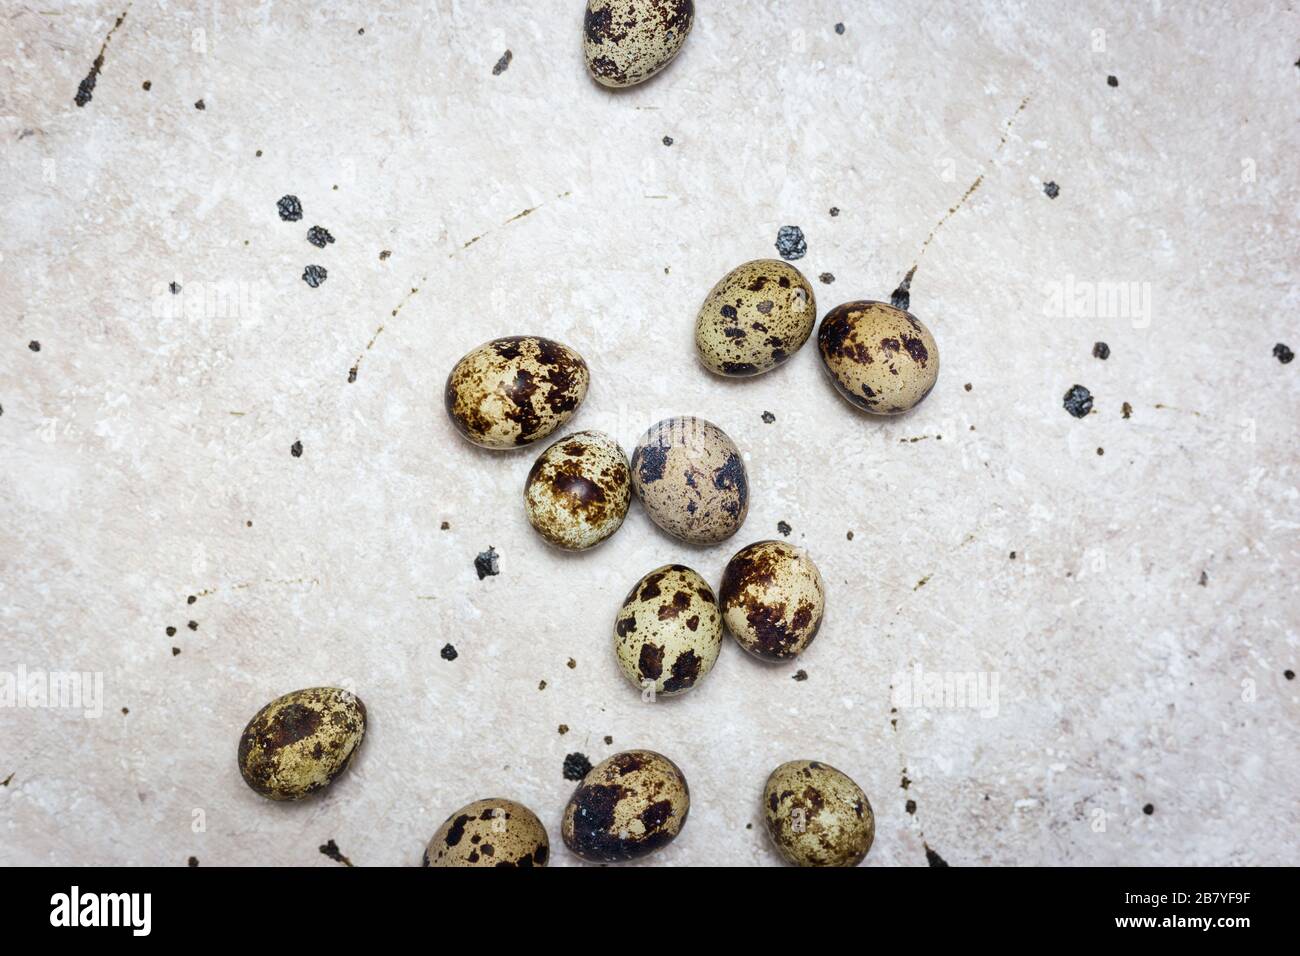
[302,264,327,288]
[277,195,303,221]
[188,856,198,866]
[1043,181,1060,199]
[761,410,775,423]
[566,657,576,669]
[905,799,917,814]
[964,382,972,391]
[169,281,181,294]
[440,520,450,530]
[1107,75,1118,87]
[142,80,151,91]
[819,272,835,284]
[194,98,205,110]
[891,265,917,310]
[440,643,458,661]
[538,680,546,690]
[829,206,840,217]
[1143,803,1154,815]
[777,521,792,536]
[846,530,854,540]
[492,49,512,75]
[1198,570,1208,587]
[165,626,176,636]
[187,595,196,605]
[319,839,352,866]
[307,226,334,248]
[558,724,568,735]
[793,669,808,682]
[924,843,949,866]
[775,225,807,260]
[1010,551,1016,559]
[28,341,41,352]
[379,249,391,260]
[563,752,592,781]
[835,22,845,34]
[1284,669,1294,680]
[475,547,499,580]
[255,149,262,157]
[171,647,181,656]
[187,620,197,631]
[1096,447,1104,456]
[1063,384,1093,418]
[1122,401,1133,419]
[1092,341,1110,360]
[604,735,613,744]
[662,135,673,146]
[290,440,303,457]
[1274,343,1294,364]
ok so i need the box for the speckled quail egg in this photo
[444,336,589,448]
[423,798,550,867]
[720,540,824,662]
[562,750,690,862]
[237,687,366,800]
[630,416,748,544]
[695,259,817,377]
[583,0,694,89]
[763,760,875,867]
[817,301,939,414]
[524,430,631,550]
[614,564,722,697]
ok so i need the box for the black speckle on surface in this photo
[775,225,807,260]
[563,752,592,781]
[165,626,176,637]
[440,643,458,661]
[819,272,835,284]
[440,520,450,530]
[905,799,917,814]
[1122,401,1133,419]
[475,547,499,580]
[1092,341,1110,360]
[1043,181,1060,199]
[792,669,808,682]
[604,735,613,744]
[187,595,196,604]
[1143,803,1154,815]
[290,440,303,457]
[846,530,854,541]
[835,22,845,34]
[777,521,792,536]
[142,80,151,91]
[1063,384,1093,418]
[319,839,352,866]
[891,265,917,311]
[302,265,327,288]
[379,249,391,260]
[492,49,513,75]
[558,724,568,735]
[761,410,775,423]
[1107,74,1119,87]
[74,12,128,107]
[1010,551,1017,559]
[255,149,262,157]
[1284,669,1294,680]
[277,195,303,222]
[662,135,673,146]
[171,647,181,656]
[829,206,840,217]
[28,341,40,352]
[964,382,972,391]
[566,657,576,669]
[1097,447,1104,456]
[1274,343,1294,364]
[187,620,197,631]
[169,281,181,294]
[307,226,334,248]
[188,856,198,867]
[924,843,949,866]
[1198,570,1208,587]
[193,98,205,110]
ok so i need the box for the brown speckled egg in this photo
[630,416,748,544]
[763,760,875,867]
[561,750,689,862]
[720,540,824,661]
[237,687,366,800]
[525,430,631,550]
[695,259,816,377]
[444,336,589,448]
[423,798,550,867]
[583,0,694,89]
[614,564,722,697]
[817,301,939,414]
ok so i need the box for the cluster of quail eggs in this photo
[234,2,946,867]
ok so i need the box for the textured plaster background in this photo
[1,1,1297,866]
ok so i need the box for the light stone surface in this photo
[1,2,1297,866]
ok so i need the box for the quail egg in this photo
[817,301,939,414]
[630,416,748,544]
[614,564,722,697]
[525,430,631,550]
[763,760,875,867]
[445,336,589,448]
[695,259,816,377]
[237,687,366,800]
[720,540,824,661]
[423,798,550,867]
[583,0,694,89]
[562,750,690,862]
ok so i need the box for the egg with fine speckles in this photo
[695,259,816,376]
[630,416,748,544]
[444,336,589,449]
[423,798,550,867]
[562,750,690,862]
[720,540,824,661]
[583,0,694,89]
[525,430,631,550]
[237,687,366,800]
[614,564,722,696]
[764,760,875,867]
[817,301,939,414]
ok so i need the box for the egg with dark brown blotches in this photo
[720,540,824,661]
[614,564,722,697]
[630,416,748,544]
[763,760,875,867]
[525,430,631,550]
[695,259,816,377]
[817,301,939,414]
[237,687,366,800]
[423,798,550,867]
[444,336,589,449]
[561,750,690,862]
[583,0,694,89]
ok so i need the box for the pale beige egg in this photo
[816,301,939,414]
[613,564,722,697]
[583,0,694,88]
[720,540,825,662]
[524,431,631,550]
[763,760,875,867]
[562,750,690,862]
[630,416,749,544]
[695,259,816,376]
[423,798,549,867]
[237,687,366,800]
